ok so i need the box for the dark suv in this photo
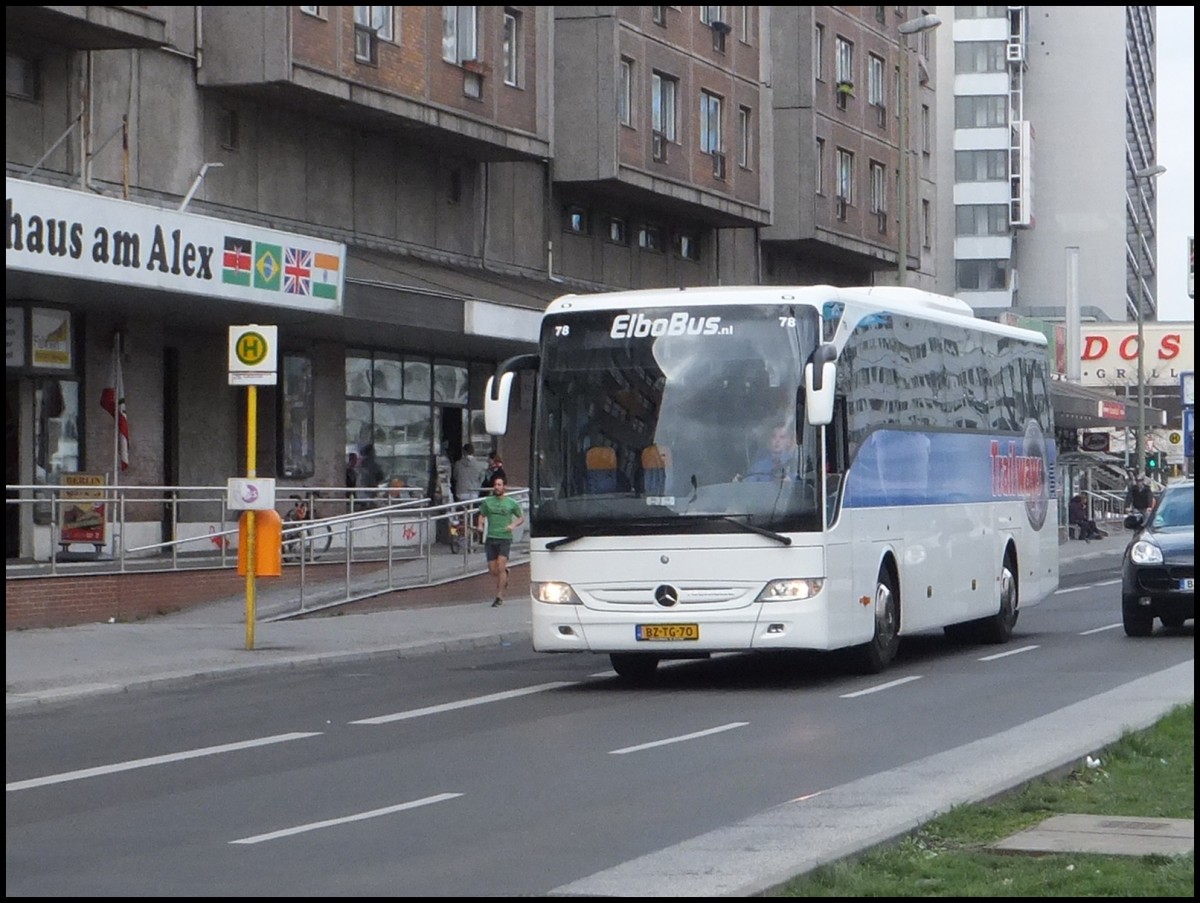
[1121,479,1194,636]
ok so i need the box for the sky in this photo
[1154,6,1194,323]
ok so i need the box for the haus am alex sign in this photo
[6,177,344,314]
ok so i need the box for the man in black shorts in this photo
[475,476,525,607]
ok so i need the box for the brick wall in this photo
[5,569,304,630]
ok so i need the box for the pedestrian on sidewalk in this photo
[1068,494,1106,541]
[478,451,506,499]
[475,475,525,607]
[1124,472,1154,517]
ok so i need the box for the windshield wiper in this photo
[718,515,791,546]
[546,528,599,550]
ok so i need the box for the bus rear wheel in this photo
[975,552,1019,644]
[610,653,660,683]
[850,567,899,674]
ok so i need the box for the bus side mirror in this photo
[484,353,540,436]
[484,373,514,436]
[804,345,837,426]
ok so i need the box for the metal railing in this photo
[5,483,529,616]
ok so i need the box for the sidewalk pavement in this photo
[7,526,1193,889]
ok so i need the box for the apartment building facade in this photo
[7,5,929,559]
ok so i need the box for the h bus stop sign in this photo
[228,325,278,385]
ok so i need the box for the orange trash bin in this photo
[237,509,282,576]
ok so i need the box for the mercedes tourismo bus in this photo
[484,285,1059,680]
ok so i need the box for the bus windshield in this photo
[531,303,823,535]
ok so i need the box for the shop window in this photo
[280,353,314,479]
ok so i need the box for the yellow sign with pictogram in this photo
[228,324,278,385]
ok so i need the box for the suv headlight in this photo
[531,581,582,604]
[756,578,824,602]
[1129,540,1164,565]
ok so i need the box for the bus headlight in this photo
[532,581,582,604]
[757,578,824,602]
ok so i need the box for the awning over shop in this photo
[342,248,569,358]
[1050,378,1165,430]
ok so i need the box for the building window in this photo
[700,91,722,154]
[700,6,724,26]
[33,378,80,492]
[299,6,322,17]
[739,6,753,44]
[955,149,1007,181]
[954,95,1007,128]
[814,23,825,81]
[652,6,667,26]
[652,71,677,142]
[502,10,521,86]
[921,199,932,248]
[7,53,39,100]
[836,148,854,206]
[867,53,885,107]
[869,161,886,214]
[280,353,315,479]
[921,104,931,153]
[606,217,628,245]
[737,106,752,168]
[835,37,854,86]
[815,137,825,195]
[354,6,394,63]
[954,40,1006,74]
[619,58,633,126]
[442,5,478,64]
[955,204,1009,236]
[447,168,463,204]
[345,351,438,493]
[638,224,665,252]
[956,259,1009,291]
[870,160,887,233]
[835,151,854,220]
[564,205,589,234]
[676,231,701,261]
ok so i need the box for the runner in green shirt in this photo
[475,476,525,607]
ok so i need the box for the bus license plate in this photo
[636,623,699,641]
[1181,578,1194,591]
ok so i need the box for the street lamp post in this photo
[1133,163,1166,477]
[896,14,941,286]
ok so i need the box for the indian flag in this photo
[312,252,341,300]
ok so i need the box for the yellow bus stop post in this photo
[245,384,257,650]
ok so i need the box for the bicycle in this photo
[281,492,333,563]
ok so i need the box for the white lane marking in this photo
[1056,578,1121,595]
[839,675,922,698]
[1080,623,1124,635]
[6,732,321,793]
[350,681,576,725]
[979,644,1039,661]
[230,793,463,845]
[609,721,748,755]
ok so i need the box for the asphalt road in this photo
[6,555,1193,896]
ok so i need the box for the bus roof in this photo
[543,285,1047,345]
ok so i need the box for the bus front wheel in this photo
[610,653,660,682]
[850,567,900,674]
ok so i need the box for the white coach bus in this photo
[485,285,1059,680]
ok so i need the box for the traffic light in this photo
[1145,452,1162,475]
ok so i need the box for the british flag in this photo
[284,247,313,295]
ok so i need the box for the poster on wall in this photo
[59,473,107,548]
[30,307,73,371]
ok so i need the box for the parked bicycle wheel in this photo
[302,521,333,562]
